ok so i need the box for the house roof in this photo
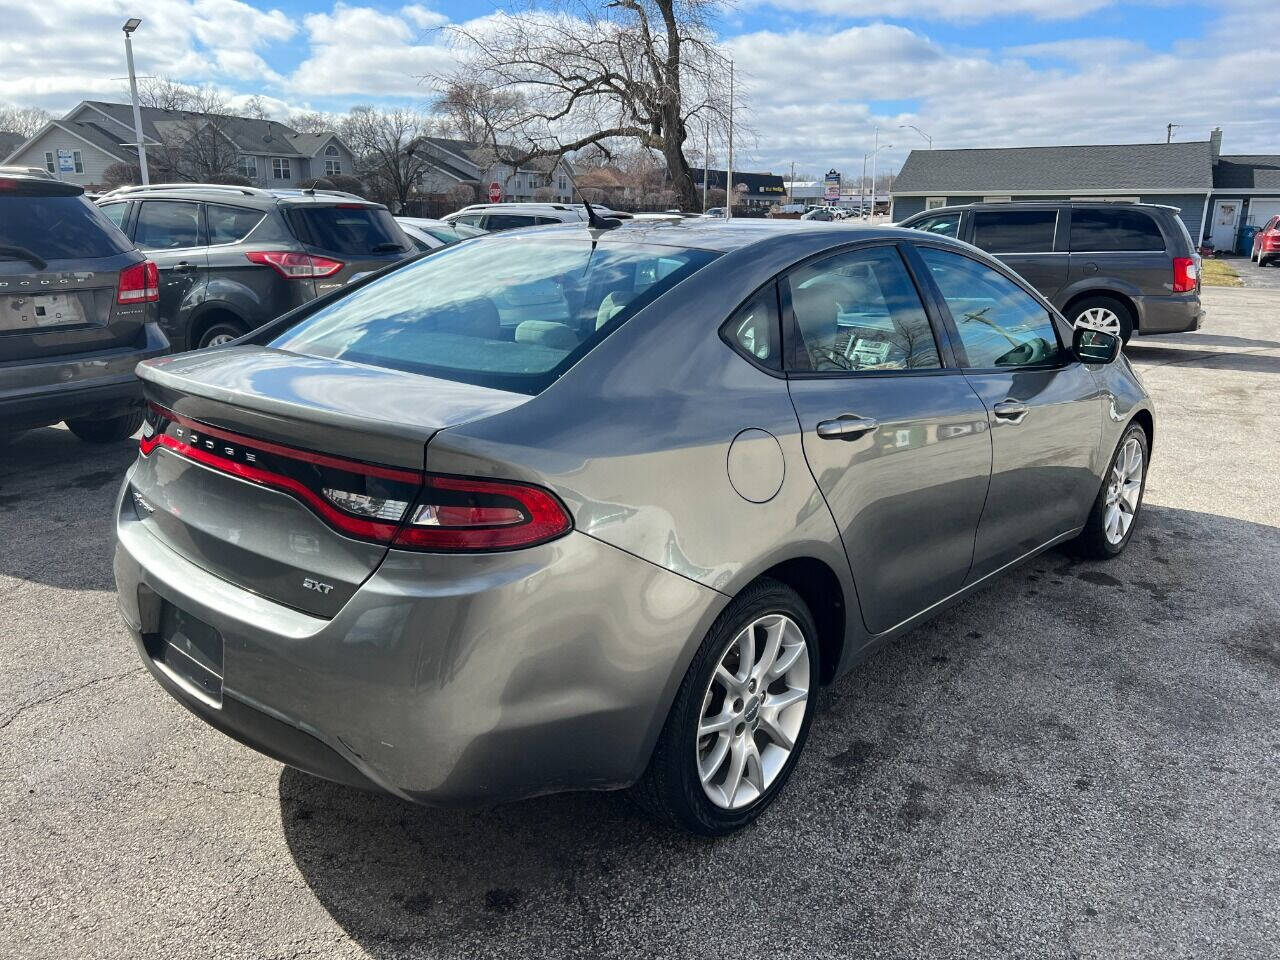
[79,101,336,158]
[286,132,339,156]
[1213,155,1280,190]
[420,136,572,176]
[893,140,1215,193]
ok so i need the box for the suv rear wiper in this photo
[0,245,48,270]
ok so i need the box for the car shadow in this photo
[277,504,1280,958]
[0,426,138,591]
[1125,343,1280,374]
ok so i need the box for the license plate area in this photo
[0,293,88,331]
[146,603,224,707]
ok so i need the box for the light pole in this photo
[899,123,932,149]
[862,141,891,218]
[703,120,710,212]
[122,18,149,185]
[725,56,734,221]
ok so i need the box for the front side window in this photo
[972,209,1057,253]
[918,247,1061,369]
[785,245,940,373]
[1069,208,1165,252]
[272,158,291,180]
[271,238,718,394]
[133,200,202,250]
[206,203,263,245]
[911,213,960,238]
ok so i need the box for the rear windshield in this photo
[270,236,718,394]
[0,194,132,261]
[426,223,485,243]
[285,205,410,256]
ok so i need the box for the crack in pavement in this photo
[0,667,146,731]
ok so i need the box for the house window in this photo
[323,144,341,177]
[238,155,258,179]
[559,177,567,190]
[272,158,291,180]
[925,196,947,210]
[44,151,55,173]
[72,150,83,174]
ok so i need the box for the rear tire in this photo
[630,578,820,836]
[1069,422,1149,559]
[197,318,248,349]
[65,409,145,444]
[1069,295,1135,344]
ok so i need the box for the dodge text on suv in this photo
[900,201,1202,342]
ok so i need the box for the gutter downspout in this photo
[1198,192,1212,248]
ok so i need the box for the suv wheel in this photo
[65,409,146,444]
[1070,296,1135,343]
[631,578,819,836]
[198,319,248,349]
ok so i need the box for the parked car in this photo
[395,216,486,252]
[801,207,836,221]
[898,201,1202,342]
[96,184,414,351]
[702,207,726,218]
[114,220,1152,835]
[1251,215,1279,266]
[1,172,167,444]
[443,202,594,232]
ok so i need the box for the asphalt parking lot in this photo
[2,286,1278,960]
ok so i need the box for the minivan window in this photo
[271,237,718,394]
[972,210,1057,253]
[286,205,408,255]
[134,200,202,250]
[1069,208,1165,252]
[0,195,132,260]
[206,204,263,245]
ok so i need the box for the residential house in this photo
[890,129,1280,251]
[415,136,576,203]
[2,100,354,190]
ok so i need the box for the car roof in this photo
[96,183,386,209]
[906,199,1179,217]
[0,172,83,196]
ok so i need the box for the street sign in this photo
[488,181,502,203]
[823,169,841,202]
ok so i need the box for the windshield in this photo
[271,236,718,394]
[426,223,485,243]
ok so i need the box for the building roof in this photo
[692,168,787,197]
[1213,155,1280,190]
[893,139,1215,193]
[286,132,339,156]
[79,101,335,158]
[420,136,571,176]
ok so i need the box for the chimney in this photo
[1210,127,1222,160]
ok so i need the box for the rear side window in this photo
[484,214,539,231]
[723,286,780,370]
[911,213,960,238]
[134,200,202,250]
[1070,209,1165,252]
[286,205,409,255]
[972,210,1057,253]
[98,202,128,230]
[270,237,718,394]
[206,204,263,245]
[0,195,132,260]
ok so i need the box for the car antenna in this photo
[582,198,621,230]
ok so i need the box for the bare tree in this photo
[151,86,242,182]
[239,95,272,120]
[290,111,335,135]
[135,77,196,111]
[439,0,734,211]
[102,161,141,189]
[0,104,51,138]
[340,106,437,212]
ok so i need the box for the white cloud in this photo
[749,0,1116,21]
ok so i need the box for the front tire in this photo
[1069,422,1149,559]
[65,409,145,444]
[1070,296,1135,344]
[631,578,820,836]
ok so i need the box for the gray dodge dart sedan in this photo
[113,216,1153,835]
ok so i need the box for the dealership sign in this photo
[824,169,841,201]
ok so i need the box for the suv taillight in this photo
[1172,257,1197,293]
[245,250,344,279]
[117,260,159,304]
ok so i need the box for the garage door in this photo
[1248,198,1280,226]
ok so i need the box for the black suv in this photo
[1,173,167,443]
[899,201,1202,342]
[97,185,414,350]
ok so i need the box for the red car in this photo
[1253,215,1280,267]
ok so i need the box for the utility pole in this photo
[788,160,795,203]
[1166,122,1182,143]
[726,57,734,221]
[703,121,710,212]
[871,126,879,219]
[122,18,149,185]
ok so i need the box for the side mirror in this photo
[1073,326,1120,364]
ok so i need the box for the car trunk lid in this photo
[127,346,529,617]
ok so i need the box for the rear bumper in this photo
[113,475,726,805]
[1133,293,1203,336]
[0,324,169,430]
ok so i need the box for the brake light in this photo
[137,404,572,551]
[393,475,572,551]
[118,260,159,303]
[245,250,344,279]
[1172,257,1197,293]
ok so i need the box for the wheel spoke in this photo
[714,664,741,694]
[769,641,804,680]
[735,624,756,682]
[758,713,795,751]
[754,616,785,681]
[699,711,734,738]
[765,686,807,713]
[721,737,747,805]
[743,738,765,794]
[699,735,730,784]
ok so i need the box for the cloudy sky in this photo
[1,0,1276,177]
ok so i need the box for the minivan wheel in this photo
[197,319,248,349]
[65,409,146,444]
[1070,296,1134,343]
[631,577,820,836]
[1069,422,1149,559]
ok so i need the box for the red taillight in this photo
[245,250,344,279]
[393,475,572,551]
[1172,257,1197,293]
[118,260,159,304]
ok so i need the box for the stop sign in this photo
[488,181,502,203]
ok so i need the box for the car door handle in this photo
[993,400,1029,423]
[171,261,195,273]
[816,415,879,440]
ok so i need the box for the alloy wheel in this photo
[1104,436,1144,544]
[696,613,810,810]
[1075,307,1123,337]
[205,333,237,347]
